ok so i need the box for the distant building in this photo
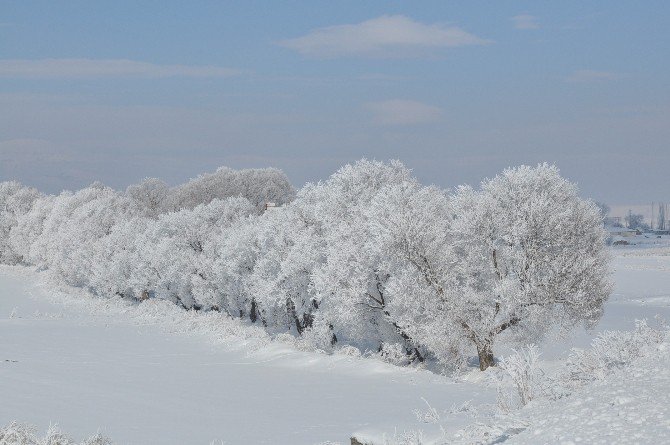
[264,202,278,211]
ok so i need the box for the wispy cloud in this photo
[511,14,540,30]
[364,99,442,125]
[566,69,622,83]
[0,58,241,79]
[278,15,491,58]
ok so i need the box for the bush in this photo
[496,344,545,409]
[564,319,665,384]
[0,422,112,445]
[378,343,413,366]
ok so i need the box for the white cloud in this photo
[278,15,490,58]
[567,69,621,83]
[0,58,241,78]
[365,99,442,125]
[511,14,539,30]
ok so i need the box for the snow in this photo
[504,344,670,445]
[0,266,492,445]
[2,240,669,444]
[450,330,670,445]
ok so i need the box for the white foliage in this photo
[137,197,255,308]
[412,397,440,424]
[564,319,666,384]
[309,159,418,347]
[381,429,425,445]
[337,345,362,358]
[8,195,56,266]
[247,203,324,333]
[125,177,170,217]
[0,422,112,445]
[168,166,295,212]
[378,342,413,366]
[0,421,37,445]
[446,164,611,369]
[0,181,41,264]
[497,345,544,407]
[0,161,612,373]
[28,185,139,288]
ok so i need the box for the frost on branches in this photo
[0,161,611,371]
[447,164,611,369]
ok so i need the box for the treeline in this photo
[0,160,610,371]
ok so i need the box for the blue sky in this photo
[1,1,668,204]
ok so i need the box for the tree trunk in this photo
[383,310,424,363]
[250,298,258,323]
[477,343,495,371]
[286,298,303,334]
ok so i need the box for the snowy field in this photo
[1,241,670,444]
[0,268,491,444]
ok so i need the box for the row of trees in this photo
[0,161,611,371]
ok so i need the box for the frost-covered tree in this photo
[594,201,610,223]
[168,166,295,212]
[207,213,262,318]
[309,160,429,355]
[248,202,325,335]
[88,216,151,299]
[365,181,462,364]
[0,161,612,373]
[126,177,170,217]
[448,164,611,370]
[624,211,648,231]
[236,167,297,210]
[136,197,255,309]
[8,194,56,265]
[0,181,41,264]
[32,184,139,287]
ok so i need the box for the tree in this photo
[594,202,610,223]
[364,180,458,364]
[0,161,613,374]
[0,181,41,264]
[136,197,255,309]
[207,213,262,318]
[657,204,667,231]
[309,160,427,355]
[167,166,295,212]
[34,184,139,288]
[126,178,170,217]
[8,194,56,265]
[447,164,611,370]
[625,211,648,231]
[88,216,151,300]
[247,203,325,334]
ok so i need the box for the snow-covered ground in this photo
[1,239,669,444]
[0,267,491,444]
[489,343,670,445]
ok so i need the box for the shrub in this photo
[497,344,545,409]
[564,319,665,384]
[0,422,112,445]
